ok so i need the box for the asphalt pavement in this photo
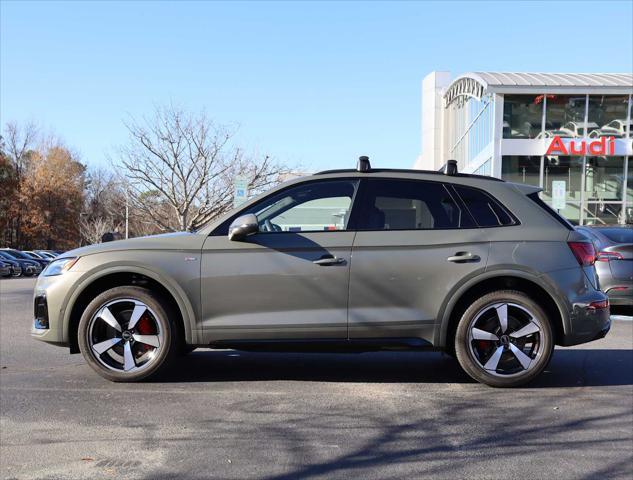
[1,277,632,480]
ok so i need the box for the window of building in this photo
[453,185,516,227]
[544,95,586,137]
[356,179,470,230]
[587,95,630,138]
[584,202,626,226]
[503,95,543,139]
[542,156,584,202]
[501,156,541,187]
[474,159,492,176]
[585,156,625,202]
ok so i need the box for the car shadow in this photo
[154,348,633,387]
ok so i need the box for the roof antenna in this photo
[442,159,458,176]
[357,155,371,172]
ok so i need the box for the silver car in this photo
[576,226,633,307]
[32,159,610,387]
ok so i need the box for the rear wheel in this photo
[454,290,554,387]
[78,286,177,382]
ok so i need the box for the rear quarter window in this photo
[526,192,574,230]
[452,185,517,227]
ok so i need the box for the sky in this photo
[1,0,632,173]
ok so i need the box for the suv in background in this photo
[32,158,610,387]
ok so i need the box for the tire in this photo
[78,286,178,382]
[178,345,197,356]
[454,290,554,388]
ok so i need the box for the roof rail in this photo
[439,159,458,176]
[357,155,371,172]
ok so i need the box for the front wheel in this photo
[454,290,554,388]
[78,286,177,382]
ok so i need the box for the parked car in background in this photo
[576,226,633,307]
[32,158,610,387]
[1,248,50,269]
[0,260,12,277]
[24,251,48,260]
[536,129,572,139]
[560,121,600,138]
[0,251,39,276]
[0,257,22,277]
[35,250,59,259]
[592,119,633,138]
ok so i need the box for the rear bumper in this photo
[544,267,612,347]
[605,285,633,306]
[558,300,611,346]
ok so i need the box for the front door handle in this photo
[447,252,480,263]
[313,255,346,266]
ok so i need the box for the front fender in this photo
[60,262,200,345]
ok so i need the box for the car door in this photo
[200,178,360,342]
[348,178,491,343]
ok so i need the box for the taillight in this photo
[596,251,624,262]
[588,299,609,310]
[568,242,596,266]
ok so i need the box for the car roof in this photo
[313,167,505,183]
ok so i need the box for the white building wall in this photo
[414,71,451,170]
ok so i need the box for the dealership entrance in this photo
[415,71,633,225]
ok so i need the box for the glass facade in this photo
[587,95,630,138]
[503,95,543,138]
[544,95,586,136]
[448,94,494,171]
[497,93,632,225]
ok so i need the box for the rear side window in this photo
[356,179,474,230]
[453,185,517,227]
[526,192,574,230]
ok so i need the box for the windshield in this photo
[598,228,633,244]
[4,250,29,259]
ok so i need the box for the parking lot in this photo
[0,277,631,479]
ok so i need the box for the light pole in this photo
[125,187,129,239]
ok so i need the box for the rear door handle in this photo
[313,255,346,266]
[447,252,480,263]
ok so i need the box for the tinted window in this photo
[213,180,359,235]
[598,228,633,244]
[356,179,472,230]
[453,185,516,227]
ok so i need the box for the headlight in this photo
[43,257,79,276]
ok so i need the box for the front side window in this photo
[215,180,359,234]
[356,179,471,230]
[453,185,517,227]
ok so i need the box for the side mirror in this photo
[228,214,259,241]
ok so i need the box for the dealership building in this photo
[414,71,633,225]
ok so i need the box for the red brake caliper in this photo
[136,315,156,351]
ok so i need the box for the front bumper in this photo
[31,271,83,346]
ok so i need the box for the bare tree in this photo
[117,105,292,232]
[4,121,38,180]
[80,216,122,245]
[2,122,39,247]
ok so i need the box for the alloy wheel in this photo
[87,298,163,373]
[467,302,544,377]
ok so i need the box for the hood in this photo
[61,231,206,258]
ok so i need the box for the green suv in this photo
[32,158,610,387]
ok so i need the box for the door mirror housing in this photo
[228,214,259,241]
